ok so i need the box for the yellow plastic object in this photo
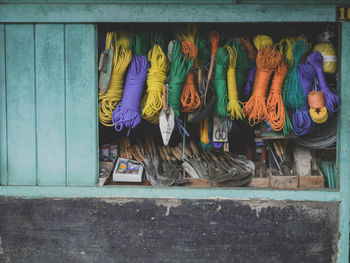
[310,106,328,124]
[313,42,337,74]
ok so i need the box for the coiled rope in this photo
[267,61,288,131]
[235,38,255,101]
[168,40,193,119]
[307,51,340,113]
[225,45,244,120]
[141,44,168,124]
[99,32,132,126]
[292,63,315,135]
[243,46,282,125]
[181,40,200,112]
[213,47,229,118]
[200,117,212,151]
[284,40,307,109]
[112,56,150,131]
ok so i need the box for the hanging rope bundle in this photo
[233,38,255,100]
[225,45,244,120]
[168,40,193,119]
[130,31,150,57]
[284,40,307,109]
[200,117,212,151]
[141,44,168,124]
[307,51,340,113]
[253,35,273,51]
[181,40,200,112]
[213,47,229,118]
[112,56,150,131]
[267,61,288,131]
[243,65,256,101]
[98,32,115,95]
[99,32,132,126]
[243,46,282,125]
[292,63,315,135]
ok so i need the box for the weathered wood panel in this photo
[35,24,66,186]
[65,24,98,186]
[0,24,7,185]
[5,24,37,185]
[0,198,339,263]
[0,4,335,23]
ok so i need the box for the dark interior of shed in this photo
[97,22,339,189]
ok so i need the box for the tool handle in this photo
[209,151,219,162]
[171,147,182,161]
[162,84,167,111]
[189,141,199,156]
[179,142,191,156]
[157,145,166,161]
[198,68,202,88]
[135,144,144,162]
[162,146,171,162]
[98,52,105,71]
[130,145,142,162]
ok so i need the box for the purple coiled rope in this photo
[243,65,256,101]
[292,63,315,136]
[307,52,340,113]
[112,56,150,131]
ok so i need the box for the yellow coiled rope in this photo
[225,45,244,120]
[99,32,132,126]
[253,35,273,51]
[141,44,169,124]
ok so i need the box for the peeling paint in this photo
[0,236,4,255]
[155,199,182,216]
[240,200,288,218]
[99,198,140,205]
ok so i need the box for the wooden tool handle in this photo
[157,145,166,161]
[162,146,171,162]
[130,145,142,162]
[198,68,202,88]
[162,84,167,111]
[209,151,219,162]
[273,141,282,161]
[171,147,182,161]
[135,144,144,162]
[178,142,191,156]
[98,52,105,71]
[189,141,199,156]
[207,54,216,85]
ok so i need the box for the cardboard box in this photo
[112,158,143,183]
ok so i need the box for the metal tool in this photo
[159,84,175,145]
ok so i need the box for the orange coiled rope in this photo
[181,40,200,112]
[267,61,289,131]
[237,37,256,62]
[243,46,283,125]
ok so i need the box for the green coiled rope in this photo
[213,47,229,118]
[282,61,294,136]
[168,40,193,119]
[284,40,307,109]
[231,40,254,101]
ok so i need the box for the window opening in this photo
[97,22,339,190]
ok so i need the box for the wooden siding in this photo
[0,24,98,186]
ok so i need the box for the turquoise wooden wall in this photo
[0,1,349,262]
[0,24,98,186]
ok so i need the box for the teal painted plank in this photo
[5,24,36,185]
[338,22,350,263]
[0,186,342,201]
[35,24,66,186]
[65,24,98,186]
[0,4,335,23]
[0,0,234,3]
[0,24,7,186]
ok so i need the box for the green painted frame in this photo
[0,2,349,262]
